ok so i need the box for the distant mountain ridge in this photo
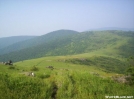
[88,27,134,31]
[0,36,36,49]
[0,30,134,62]
[0,30,79,55]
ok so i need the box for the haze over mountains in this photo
[88,27,134,31]
[0,36,36,49]
[0,29,134,62]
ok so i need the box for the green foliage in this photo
[0,70,134,99]
[126,57,134,85]
[37,74,50,79]
[0,30,133,62]
[30,66,39,71]
[0,30,78,56]
[66,56,127,73]
[127,67,134,75]
[119,39,134,57]
[8,66,15,69]
[0,73,53,99]
[126,69,134,85]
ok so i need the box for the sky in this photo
[0,0,134,37]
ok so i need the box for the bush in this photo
[126,57,134,85]
[30,66,39,71]
[38,74,50,79]
[126,67,134,85]
[8,66,15,69]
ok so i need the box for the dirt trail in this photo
[51,82,58,99]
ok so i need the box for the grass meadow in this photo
[0,53,133,99]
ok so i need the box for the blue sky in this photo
[0,0,134,37]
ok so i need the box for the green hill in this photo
[0,36,36,50]
[0,30,78,55]
[0,30,133,62]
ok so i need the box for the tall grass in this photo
[0,70,133,99]
[54,70,134,99]
[0,73,53,99]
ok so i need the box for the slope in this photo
[0,36,36,50]
[0,30,133,62]
[0,58,133,99]
[0,30,78,55]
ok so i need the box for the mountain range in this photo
[0,30,78,55]
[88,27,134,31]
[0,36,36,50]
[0,29,134,62]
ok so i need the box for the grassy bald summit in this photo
[0,30,78,55]
[0,30,133,62]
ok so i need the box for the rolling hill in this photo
[0,30,133,62]
[0,36,36,50]
[0,30,78,55]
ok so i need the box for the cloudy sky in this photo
[0,0,134,37]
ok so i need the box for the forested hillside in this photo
[0,30,134,62]
[0,36,36,50]
[0,30,78,55]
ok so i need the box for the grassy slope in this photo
[0,41,129,76]
[0,54,133,99]
[14,51,128,77]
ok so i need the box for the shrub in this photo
[38,74,50,79]
[30,66,39,71]
[8,66,15,69]
[126,57,134,85]
[126,67,134,85]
